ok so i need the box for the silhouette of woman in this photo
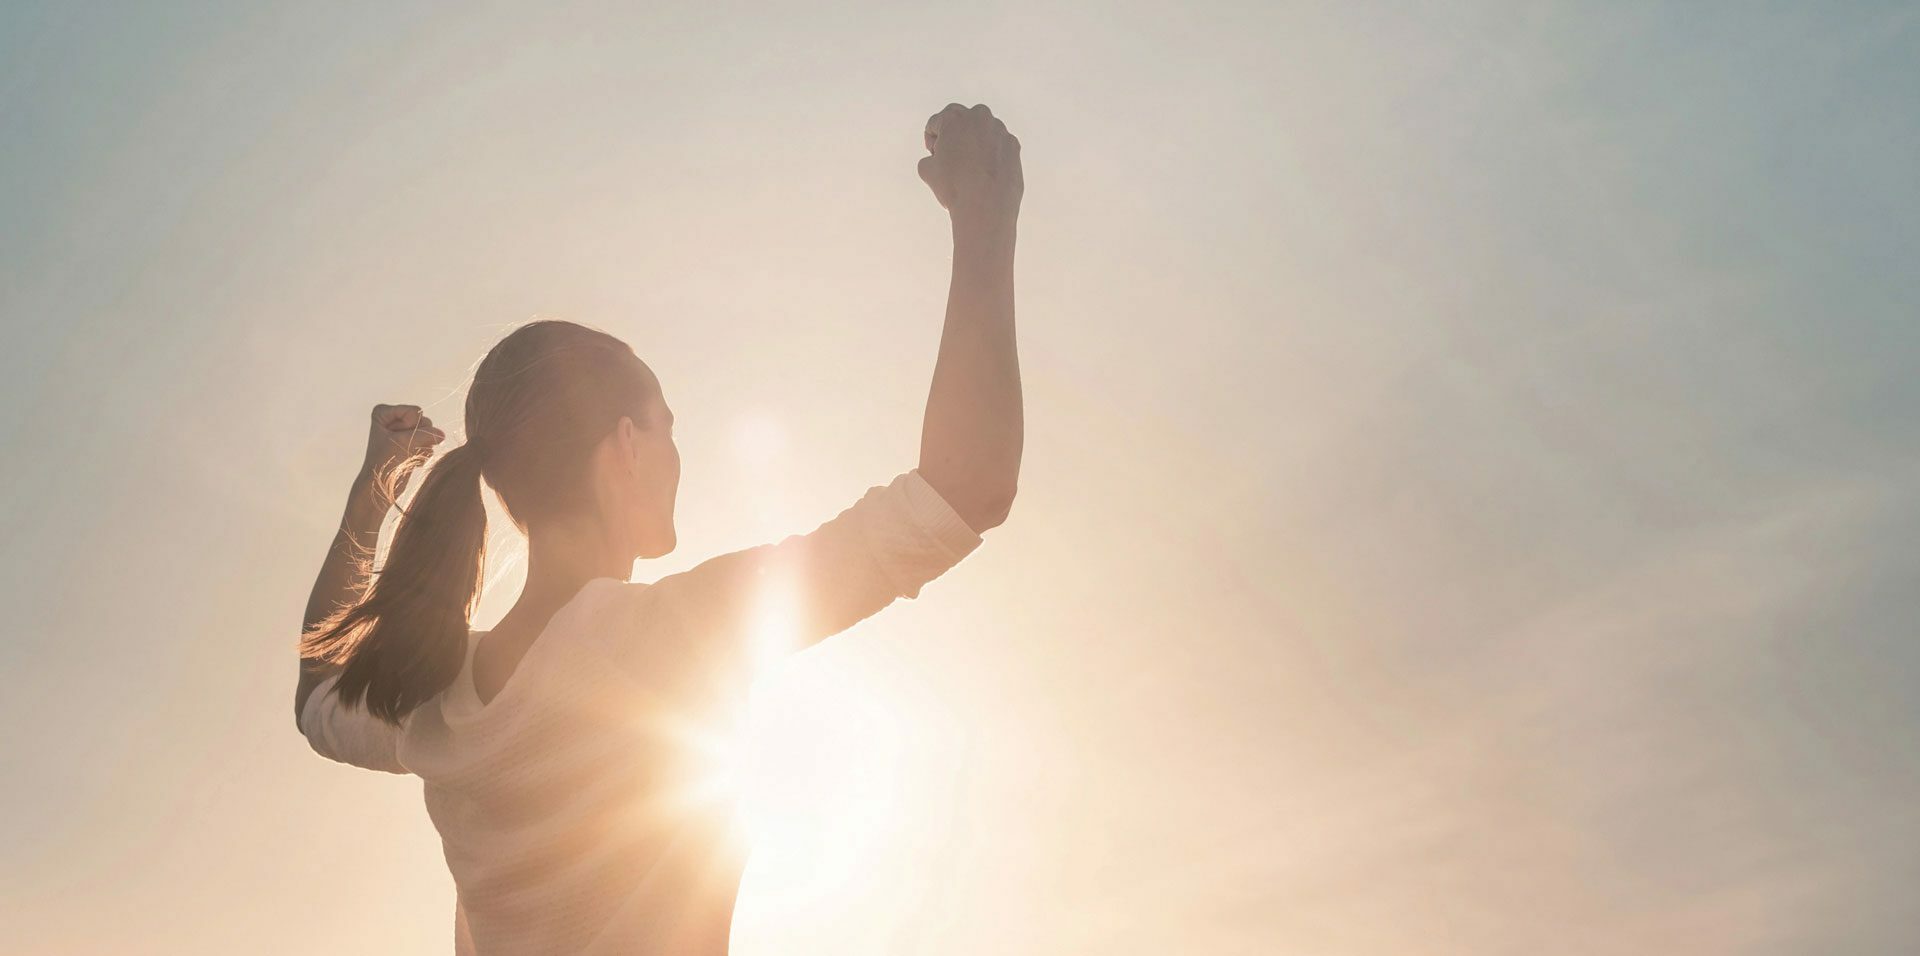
[294,104,1022,954]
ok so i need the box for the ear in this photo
[614,416,640,473]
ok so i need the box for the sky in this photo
[1,1,1917,953]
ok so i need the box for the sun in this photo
[650,467,929,918]
[673,656,915,920]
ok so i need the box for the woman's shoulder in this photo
[571,575,715,669]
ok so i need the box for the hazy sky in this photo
[3,2,1917,953]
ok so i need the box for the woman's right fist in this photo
[918,103,1023,229]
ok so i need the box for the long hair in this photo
[302,320,660,723]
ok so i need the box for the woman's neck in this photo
[505,520,631,626]
[472,519,632,705]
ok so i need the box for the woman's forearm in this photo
[919,216,1023,531]
[296,472,386,719]
[306,472,387,630]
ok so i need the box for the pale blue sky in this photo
[2,2,1916,953]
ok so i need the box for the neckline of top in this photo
[445,577,627,721]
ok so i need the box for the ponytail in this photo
[302,442,489,724]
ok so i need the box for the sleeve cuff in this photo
[299,671,408,774]
[899,468,986,557]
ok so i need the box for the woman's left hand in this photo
[360,403,447,495]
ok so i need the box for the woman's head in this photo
[303,319,678,723]
[466,320,679,558]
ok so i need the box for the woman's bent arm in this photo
[295,405,444,726]
[917,104,1024,532]
[295,476,386,724]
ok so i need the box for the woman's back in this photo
[402,579,744,955]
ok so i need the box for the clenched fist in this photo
[918,103,1023,230]
[360,403,446,495]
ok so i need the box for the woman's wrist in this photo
[344,469,389,524]
[952,213,1017,262]
[952,203,1017,239]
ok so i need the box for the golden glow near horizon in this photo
[736,660,917,921]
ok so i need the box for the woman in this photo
[294,103,1022,954]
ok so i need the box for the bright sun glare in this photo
[662,563,916,916]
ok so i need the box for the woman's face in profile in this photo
[623,395,680,560]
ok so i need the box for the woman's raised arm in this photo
[915,103,1024,533]
[606,106,1023,683]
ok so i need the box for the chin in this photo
[636,529,676,560]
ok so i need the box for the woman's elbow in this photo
[920,465,1017,532]
[969,482,1018,532]
[295,699,320,749]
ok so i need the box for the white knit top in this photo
[300,469,984,954]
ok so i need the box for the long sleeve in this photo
[607,468,984,680]
[299,671,410,774]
